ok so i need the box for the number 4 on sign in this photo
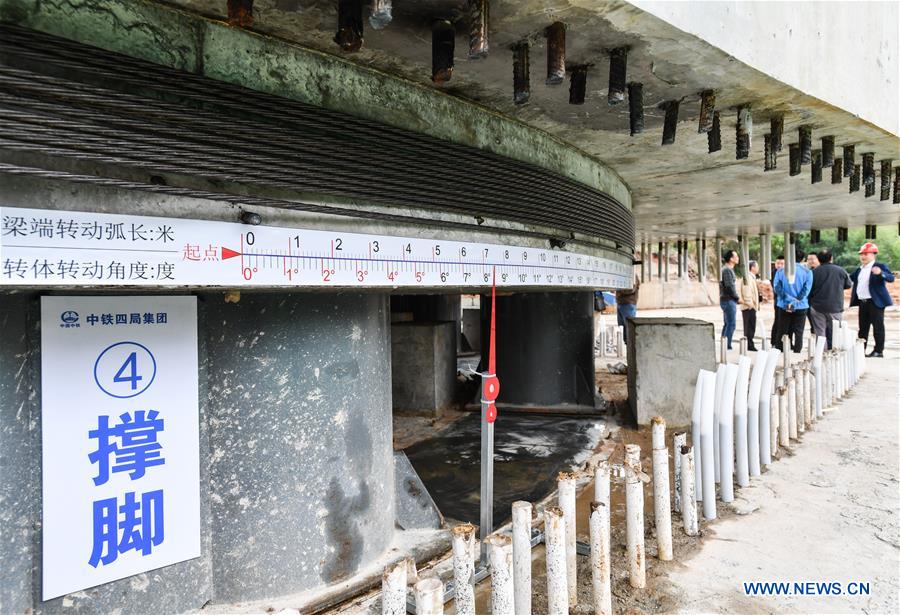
[114,352,142,390]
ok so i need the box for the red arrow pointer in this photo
[221,247,241,260]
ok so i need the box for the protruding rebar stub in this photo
[369,0,392,29]
[769,115,784,151]
[821,136,835,167]
[736,105,752,159]
[832,158,844,184]
[862,152,876,198]
[545,22,567,85]
[568,64,588,104]
[843,144,855,177]
[334,0,364,52]
[837,227,849,242]
[850,163,861,193]
[798,125,812,164]
[708,111,722,153]
[811,149,823,184]
[880,160,893,201]
[628,82,644,135]
[789,143,801,176]
[660,100,679,145]
[512,41,530,104]
[227,0,254,27]
[764,133,777,171]
[698,90,716,133]
[608,47,628,105]
[468,0,490,59]
[431,20,455,84]
[894,167,900,204]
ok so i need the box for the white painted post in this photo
[651,418,673,561]
[778,387,790,448]
[594,459,610,506]
[713,364,726,483]
[782,334,792,370]
[598,315,607,358]
[794,367,805,434]
[488,534,515,615]
[691,373,706,501]
[746,350,767,476]
[740,336,748,356]
[381,559,409,615]
[511,502,532,615]
[451,525,476,615]
[720,336,728,364]
[673,431,687,513]
[414,578,444,615]
[813,336,825,418]
[617,325,626,358]
[680,445,699,536]
[625,444,647,588]
[558,472,578,607]
[803,364,812,426]
[699,370,717,520]
[734,355,752,488]
[770,392,779,456]
[589,502,612,615]
[787,377,798,440]
[719,364,739,502]
[543,506,569,615]
[759,349,781,467]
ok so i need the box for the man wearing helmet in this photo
[850,243,895,358]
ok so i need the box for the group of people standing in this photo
[719,242,894,357]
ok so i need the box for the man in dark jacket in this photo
[808,249,851,349]
[850,242,895,357]
[720,249,740,350]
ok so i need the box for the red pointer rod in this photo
[479,266,500,564]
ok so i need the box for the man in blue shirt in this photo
[773,249,813,353]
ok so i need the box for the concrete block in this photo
[392,321,456,416]
[394,451,443,530]
[626,317,716,427]
[461,307,481,351]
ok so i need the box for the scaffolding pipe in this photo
[778,386,790,449]
[511,502,532,615]
[589,502,612,615]
[543,507,569,615]
[651,417,673,561]
[451,525,476,615]
[770,392,779,456]
[558,472,578,606]
[625,444,647,587]
[381,558,408,615]
[680,445,699,536]
[414,578,444,615]
[794,367,805,434]
[594,459,610,506]
[788,377,798,440]
[699,370,717,519]
[673,431,687,513]
[746,350,767,476]
[734,355,752,487]
[719,364,738,502]
[488,534,515,615]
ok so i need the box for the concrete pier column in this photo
[664,242,670,281]
[677,240,684,279]
[697,238,706,283]
[715,238,723,280]
[640,242,647,283]
[481,292,595,410]
[657,242,664,279]
[203,292,394,601]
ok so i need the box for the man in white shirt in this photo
[850,243,895,357]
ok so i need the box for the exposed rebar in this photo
[811,149,823,184]
[432,20,455,84]
[227,0,254,27]
[661,100,679,145]
[863,152,875,197]
[850,163,861,193]
[770,115,783,151]
[789,143,801,176]
[895,168,900,204]
[698,90,716,133]
[880,159,892,201]
[736,105,752,159]
[608,47,628,105]
[370,0,392,29]
[512,42,530,104]
[627,82,644,135]
[708,111,722,153]
[764,133,776,171]
[831,158,843,184]
[821,136,835,167]
[467,0,489,59]
[799,125,812,164]
[545,22,566,85]
[843,145,855,177]
[334,0,364,52]
[569,65,588,105]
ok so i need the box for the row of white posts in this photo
[597,315,626,358]
[383,323,865,614]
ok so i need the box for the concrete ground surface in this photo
[636,303,900,614]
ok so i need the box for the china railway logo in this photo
[60,310,79,325]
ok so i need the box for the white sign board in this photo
[1,206,631,289]
[40,296,200,599]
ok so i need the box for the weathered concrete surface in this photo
[661,306,900,614]
[636,280,719,310]
[626,317,716,426]
[391,321,456,417]
[393,451,443,532]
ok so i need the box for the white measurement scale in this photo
[0,206,631,289]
